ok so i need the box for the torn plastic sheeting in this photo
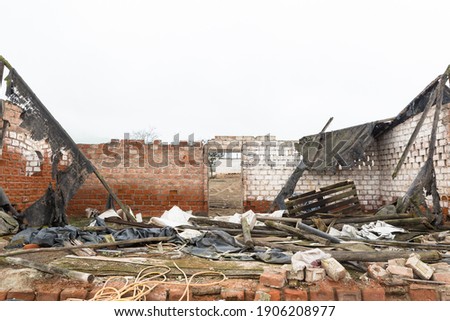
[181,230,293,263]
[112,227,178,242]
[329,220,406,240]
[177,229,203,240]
[252,249,292,264]
[297,122,377,171]
[212,209,285,227]
[361,221,406,239]
[291,249,331,272]
[7,226,180,248]
[8,226,103,248]
[148,205,193,227]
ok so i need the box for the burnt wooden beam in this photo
[392,88,437,179]
[271,117,333,211]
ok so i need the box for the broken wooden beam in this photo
[256,213,414,226]
[272,117,333,211]
[0,236,173,257]
[264,220,341,244]
[0,256,95,283]
[330,250,441,263]
[392,88,437,179]
[250,240,441,262]
[178,225,290,237]
[189,217,242,229]
[241,217,254,248]
[333,217,430,230]
[347,239,450,251]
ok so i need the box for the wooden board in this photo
[285,180,361,218]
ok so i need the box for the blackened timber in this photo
[289,189,357,213]
[392,88,437,179]
[271,117,334,211]
[294,197,360,218]
[284,182,355,208]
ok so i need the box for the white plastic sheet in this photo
[291,248,331,272]
[329,220,406,240]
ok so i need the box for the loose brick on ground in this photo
[360,284,386,301]
[7,289,35,301]
[255,284,281,301]
[408,284,439,301]
[220,288,245,301]
[60,287,88,301]
[309,282,335,301]
[0,290,9,301]
[36,288,62,301]
[335,288,362,301]
[259,270,287,289]
[146,286,168,301]
[283,288,308,301]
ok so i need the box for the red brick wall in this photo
[67,140,208,217]
[0,101,54,211]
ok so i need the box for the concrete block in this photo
[321,258,347,281]
[287,269,305,281]
[386,265,414,279]
[406,254,434,280]
[367,264,388,281]
[432,271,450,284]
[387,258,406,267]
[305,268,326,282]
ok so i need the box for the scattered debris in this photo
[0,56,449,301]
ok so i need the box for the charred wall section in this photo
[0,101,55,211]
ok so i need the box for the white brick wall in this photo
[211,103,450,212]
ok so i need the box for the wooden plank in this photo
[289,188,357,212]
[284,189,318,203]
[319,180,353,192]
[285,184,355,207]
[341,204,361,214]
[295,197,360,218]
[310,196,360,214]
[288,194,359,216]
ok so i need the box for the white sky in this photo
[2,0,450,143]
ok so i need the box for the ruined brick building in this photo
[0,84,449,220]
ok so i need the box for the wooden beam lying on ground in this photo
[265,221,342,244]
[0,256,95,283]
[0,236,173,257]
[251,240,442,262]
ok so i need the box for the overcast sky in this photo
[2,0,450,143]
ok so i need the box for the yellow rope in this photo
[89,263,227,301]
